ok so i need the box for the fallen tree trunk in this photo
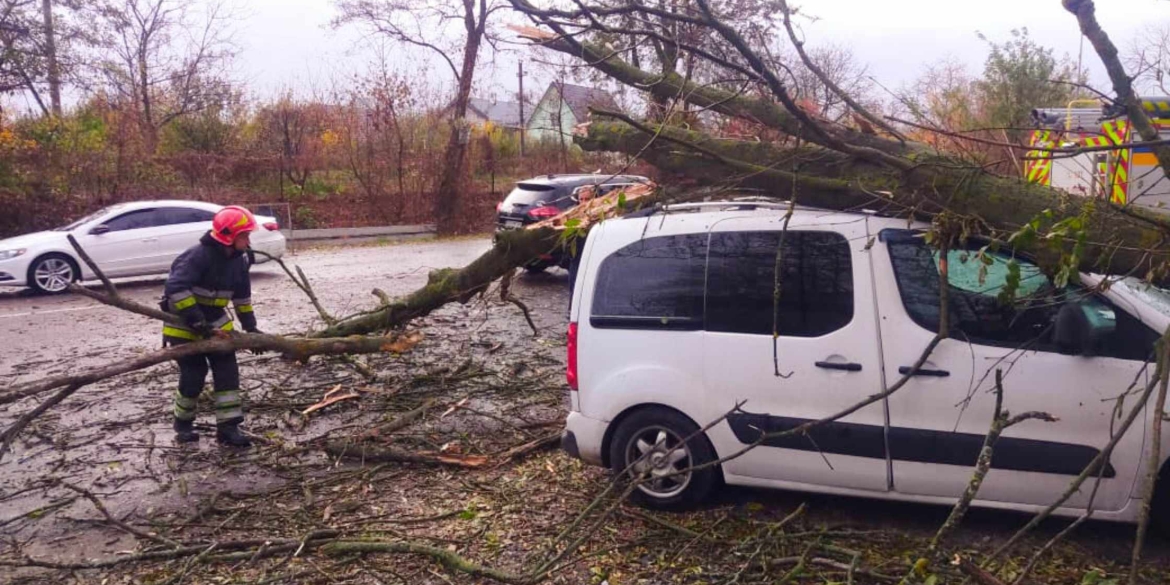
[314,227,563,337]
[314,183,660,338]
[0,332,422,407]
[577,115,1170,286]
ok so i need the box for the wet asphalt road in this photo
[3,238,1170,574]
[0,238,507,385]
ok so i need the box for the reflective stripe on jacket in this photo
[162,232,257,342]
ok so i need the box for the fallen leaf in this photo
[440,397,470,419]
[301,389,361,416]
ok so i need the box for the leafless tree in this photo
[94,0,236,153]
[1128,23,1170,95]
[0,0,85,116]
[334,0,504,234]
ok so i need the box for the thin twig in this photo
[59,482,181,548]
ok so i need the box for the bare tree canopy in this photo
[95,0,235,153]
[499,0,1170,290]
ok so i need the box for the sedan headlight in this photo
[0,249,26,261]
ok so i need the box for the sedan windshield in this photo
[55,207,117,231]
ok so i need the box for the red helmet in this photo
[210,205,258,246]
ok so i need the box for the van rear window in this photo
[706,231,854,337]
[591,234,708,329]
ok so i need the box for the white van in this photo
[562,202,1170,525]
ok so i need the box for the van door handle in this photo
[815,361,862,372]
[898,366,950,377]
[141,238,158,243]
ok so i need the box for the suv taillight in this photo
[567,322,579,391]
[496,201,504,212]
[263,222,279,231]
[528,205,560,219]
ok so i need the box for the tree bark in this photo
[1064,0,1170,178]
[316,227,562,337]
[508,18,906,156]
[40,0,60,117]
[315,183,659,338]
[578,115,1170,286]
[434,0,486,235]
[0,332,422,407]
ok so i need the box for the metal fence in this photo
[251,202,294,254]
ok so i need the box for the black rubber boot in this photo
[173,418,200,443]
[216,423,252,448]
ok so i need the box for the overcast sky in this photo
[233,0,1169,104]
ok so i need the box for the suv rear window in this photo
[503,183,559,206]
[707,231,854,337]
[591,234,708,329]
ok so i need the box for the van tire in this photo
[608,407,718,510]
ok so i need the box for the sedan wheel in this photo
[30,255,77,294]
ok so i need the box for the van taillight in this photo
[567,322,579,391]
[263,222,279,231]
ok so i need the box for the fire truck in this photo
[1026,97,1170,209]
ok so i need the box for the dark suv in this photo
[496,174,650,272]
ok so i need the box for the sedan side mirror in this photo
[1054,299,1117,356]
[90,224,110,235]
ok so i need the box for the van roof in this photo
[610,199,930,231]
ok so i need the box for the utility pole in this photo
[518,60,526,158]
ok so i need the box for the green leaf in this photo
[998,259,1022,305]
[564,218,581,229]
[924,575,939,585]
[458,507,478,520]
[617,192,627,211]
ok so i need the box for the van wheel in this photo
[608,407,718,510]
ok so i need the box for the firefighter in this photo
[161,205,261,447]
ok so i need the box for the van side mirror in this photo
[1054,299,1117,356]
[90,225,110,235]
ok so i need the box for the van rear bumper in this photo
[563,411,607,466]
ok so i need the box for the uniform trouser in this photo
[173,350,244,425]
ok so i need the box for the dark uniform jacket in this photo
[162,232,257,343]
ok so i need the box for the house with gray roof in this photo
[525,82,620,143]
[466,98,528,130]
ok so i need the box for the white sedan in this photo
[0,200,287,294]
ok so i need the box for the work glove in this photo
[189,319,213,338]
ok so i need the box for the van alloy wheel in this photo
[623,426,693,499]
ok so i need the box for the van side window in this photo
[883,229,1157,361]
[591,234,707,329]
[707,231,854,337]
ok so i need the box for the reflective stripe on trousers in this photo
[174,390,197,421]
[214,390,244,423]
[174,346,242,424]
